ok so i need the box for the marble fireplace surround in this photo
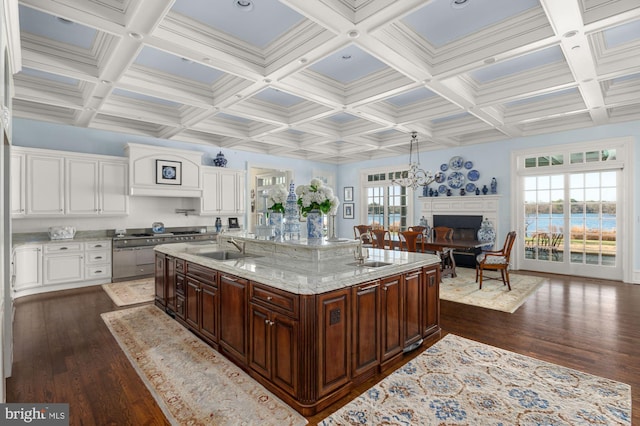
[418,194,500,251]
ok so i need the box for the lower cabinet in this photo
[249,303,299,397]
[185,269,218,346]
[13,244,42,292]
[154,253,166,307]
[43,242,84,285]
[403,269,423,348]
[219,273,248,363]
[380,274,403,364]
[351,280,381,379]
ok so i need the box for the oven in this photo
[112,229,216,282]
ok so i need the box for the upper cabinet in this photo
[11,147,129,218]
[200,166,246,215]
[126,143,202,197]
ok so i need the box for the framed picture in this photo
[343,203,354,219]
[344,186,354,202]
[228,217,240,228]
[156,160,182,185]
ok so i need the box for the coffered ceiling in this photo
[12,0,640,164]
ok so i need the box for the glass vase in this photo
[269,212,284,240]
[306,209,324,240]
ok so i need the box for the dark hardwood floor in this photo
[7,271,640,425]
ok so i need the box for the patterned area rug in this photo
[320,334,631,425]
[440,267,545,313]
[102,278,155,306]
[101,305,307,426]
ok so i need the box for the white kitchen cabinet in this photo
[66,158,99,215]
[43,242,84,285]
[100,161,129,215]
[26,154,65,215]
[12,147,129,218]
[10,152,25,217]
[12,244,42,292]
[85,240,112,281]
[65,158,129,216]
[200,167,246,215]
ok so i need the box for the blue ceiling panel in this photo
[112,88,182,107]
[470,45,564,83]
[385,87,437,107]
[254,88,305,107]
[19,5,97,49]
[134,47,225,85]
[19,68,79,86]
[603,19,640,49]
[309,45,388,84]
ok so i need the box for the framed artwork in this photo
[343,203,354,219]
[344,186,354,202]
[228,217,240,228]
[156,160,182,185]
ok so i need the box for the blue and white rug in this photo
[320,334,631,425]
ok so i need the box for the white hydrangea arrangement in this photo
[295,178,340,216]
[266,184,288,213]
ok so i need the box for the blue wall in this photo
[13,118,640,273]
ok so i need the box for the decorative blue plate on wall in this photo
[435,173,446,183]
[447,171,465,189]
[449,156,464,170]
[464,161,473,169]
[467,169,480,181]
[466,183,476,193]
[438,184,447,193]
[440,163,448,172]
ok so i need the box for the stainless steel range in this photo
[112,228,216,282]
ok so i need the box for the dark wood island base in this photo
[155,252,440,416]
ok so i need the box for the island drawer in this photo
[250,282,299,318]
[186,262,216,285]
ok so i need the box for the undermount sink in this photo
[346,261,393,268]
[196,251,261,261]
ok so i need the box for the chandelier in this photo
[392,132,440,190]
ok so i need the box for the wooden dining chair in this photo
[399,231,423,252]
[409,226,429,241]
[476,231,517,290]
[354,225,373,244]
[433,226,454,242]
[371,229,391,249]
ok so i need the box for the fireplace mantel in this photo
[418,195,501,249]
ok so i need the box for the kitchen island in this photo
[154,233,441,415]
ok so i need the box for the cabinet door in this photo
[154,253,166,306]
[185,277,201,330]
[200,282,219,344]
[13,245,42,291]
[165,256,176,312]
[66,158,99,215]
[219,274,248,363]
[11,153,25,216]
[317,288,350,398]
[423,266,440,336]
[249,303,271,379]
[219,170,238,214]
[271,313,298,397]
[235,172,246,213]
[27,155,64,215]
[380,275,403,363]
[201,169,220,214]
[351,280,380,377]
[403,269,423,348]
[43,253,84,285]
[100,161,129,215]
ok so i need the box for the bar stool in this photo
[371,229,391,249]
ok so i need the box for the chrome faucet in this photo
[354,232,370,265]
[229,238,245,254]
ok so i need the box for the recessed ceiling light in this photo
[56,17,73,24]
[203,57,211,63]
[571,45,581,50]
[451,0,470,9]
[181,58,193,63]
[128,32,142,40]
[234,0,254,12]
[263,78,272,84]
[347,30,359,39]
[484,57,496,64]
[101,79,111,84]
[563,30,578,38]
[342,55,352,60]
[299,58,308,64]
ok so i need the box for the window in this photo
[362,169,412,236]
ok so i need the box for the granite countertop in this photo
[155,240,441,295]
[12,230,113,247]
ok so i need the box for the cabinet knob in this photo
[266,296,273,301]
[264,319,269,324]
[383,286,388,291]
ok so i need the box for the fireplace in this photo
[432,215,483,267]
[433,215,482,241]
